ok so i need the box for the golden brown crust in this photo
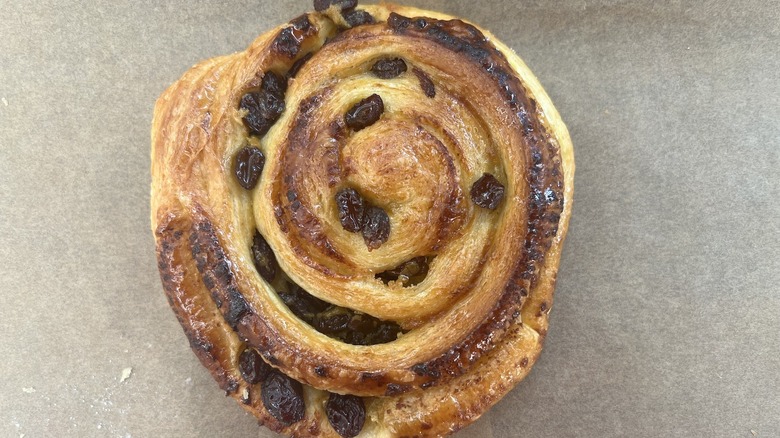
[151,3,573,437]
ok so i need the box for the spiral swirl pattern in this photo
[152,3,573,437]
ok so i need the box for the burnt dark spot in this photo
[314,365,328,377]
[540,301,548,313]
[361,205,390,250]
[239,348,271,384]
[342,9,375,27]
[386,12,412,30]
[413,67,436,98]
[224,379,239,395]
[261,371,305,426]
[213,260,232,285]
[470,173,505,210]
[288,52,314,79]
[520,357,529,367]
[234,147,265,190]
[371,58,407,79]
[314,0,357,12]
[240,71,286,136]
[188,336,213,353]
[344,94,384,131]
[335,187,366,233]
[544,187,558,202]
[385,383,410,396]
[376,256,430,287]
[326,393,366,438]
[411,362,441,379]
[225,286,251,328]
[251,232,278,282]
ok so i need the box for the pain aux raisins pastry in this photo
[151,1,574,436]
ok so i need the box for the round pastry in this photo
[151,1,574,437]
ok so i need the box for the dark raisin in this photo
[314,0,357,12]
[314,310,351,334]
[326,393,366,438]
[344,331,368,345]
[238,348,271,384]
[344,94,384,131]
[361,205,390,250]
[370,321,401,344]
[335,188,365,233]
[251,232,278,282]
[290,14,311,30]
[470,173,505,209]
[234,147,265,190]
[376,256,430,286]
[279,283,330,320]
[413,67,436,98]
[342,9,375,27]
[262,70,287,96]
[274,27,303,58]
[240,71,287,136]
[347,314,374,333]
[261,371,305,426]
[371,58,407,79]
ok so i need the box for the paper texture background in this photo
[1,1,778,436]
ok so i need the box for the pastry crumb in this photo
[120,367,133,383]
[751,430,757,436]
[1,97,7,106]
[22,387,35,394]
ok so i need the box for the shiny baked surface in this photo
[151,2,573,436]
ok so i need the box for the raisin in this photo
[251,232,278,282]
[314,310,351,334]
[371,321,401,344]
[347,314,374,333]
[413,67,436,98]
[376,256,430,286]
[279,283,330,320]
[261,371,305,426]
[361,205,390,250]
[326,393,366,438]
[274,27,303,58]
[470,173,505,209]
[234,147,265,190]
[262,70,287,96]
[335,188,365,233]
[238,348,271,384]
[371,58,407,79]
[240,71,287,136]
[313,0,357,12]
[344,94,384,131]
[343,9,375,27]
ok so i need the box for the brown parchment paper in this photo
[1,0,778,437]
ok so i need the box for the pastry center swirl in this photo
[256,33,520,324]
